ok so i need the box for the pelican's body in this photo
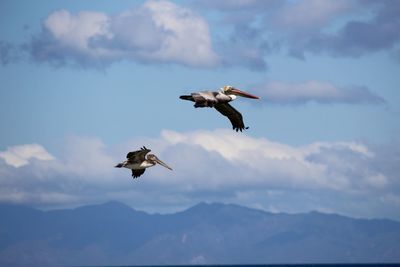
[180,85,260,132]
[122,161,154,170]
[115,146,172,178]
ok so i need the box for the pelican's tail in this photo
[115,163,123,168]
[179,95,194,101]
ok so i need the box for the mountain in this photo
[0,201,399,266]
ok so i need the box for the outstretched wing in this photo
[126,146,151,163]
[131,169,146,179]
[214,103,248,132]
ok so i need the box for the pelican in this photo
[115,146,172,179]
[179,85,260,132]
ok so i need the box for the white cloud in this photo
[141,0,218,66]
[0,144,54,167]
[159,129,382,192]
[29,0,218,68]
[43,10,111,56]
[253,80,385,105]
[56,136,116,178]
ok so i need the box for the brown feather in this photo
[131,169,146,179]
[126,147,151,163]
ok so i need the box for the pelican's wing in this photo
[214,103,248,132]
[197,91,218,101]
[127,146,151,162]
[189,91,219,103]
[131,169,146,179]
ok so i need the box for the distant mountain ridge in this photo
[0,201,399,266]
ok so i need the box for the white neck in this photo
[141,161,155,168]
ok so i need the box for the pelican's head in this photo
[222,85,260,99]
[147,154,173,170]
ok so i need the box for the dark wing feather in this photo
[214,103,248,132]
[127,146,151,163]
[131,169,146,179]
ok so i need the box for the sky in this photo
[1,0,400,220]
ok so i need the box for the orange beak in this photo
[154,156,173,171]
[230,88,260,99]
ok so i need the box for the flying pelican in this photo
[179,85,260,132]
[115,146,172,179]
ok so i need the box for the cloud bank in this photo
[27,0,218,68]
[253,80,385,105]
[197,0,400,67]
[0,130,399,219]
[3,0,397,70]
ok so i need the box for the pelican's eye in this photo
[223,85,232,93]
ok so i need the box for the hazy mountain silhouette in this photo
[0,201,399,266]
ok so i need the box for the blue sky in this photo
[1,0,400,219]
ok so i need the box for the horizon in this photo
[3,199,400,223]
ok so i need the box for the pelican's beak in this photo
[154,156,173,171]
[230,88,260,99]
